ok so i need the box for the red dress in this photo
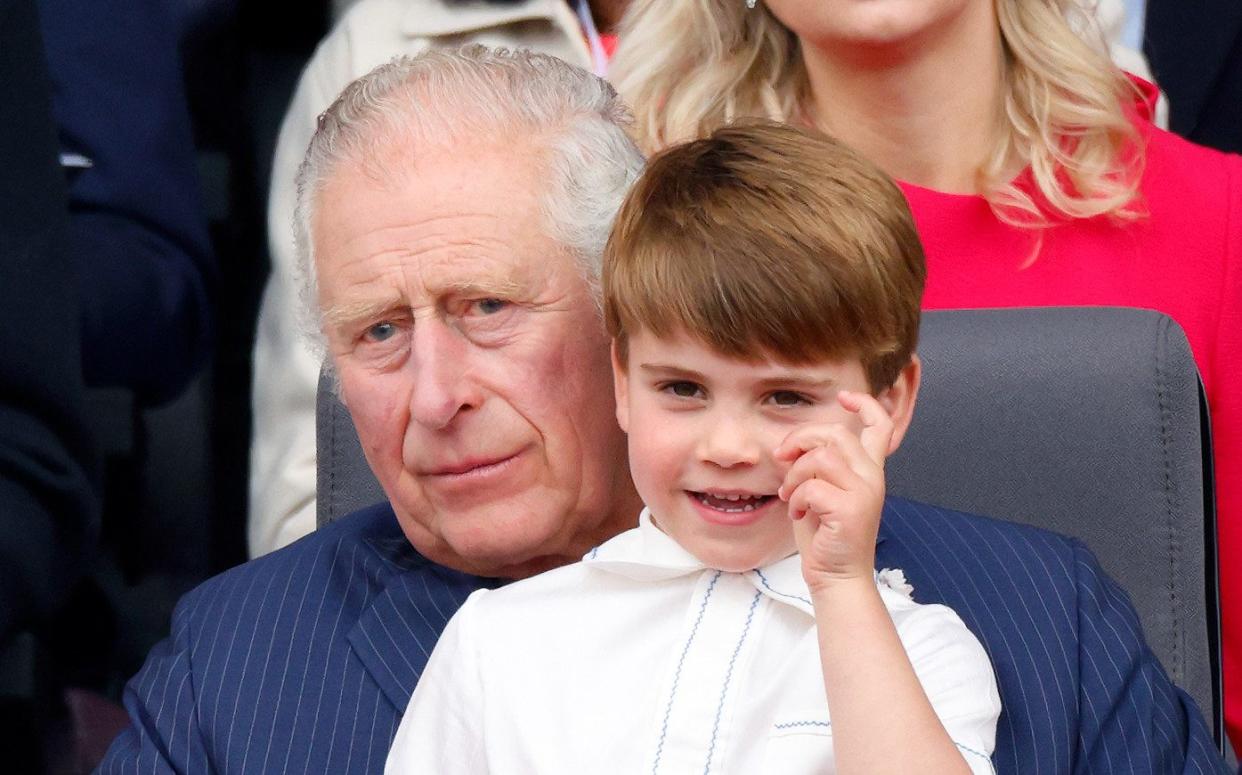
[901,111,1242,745]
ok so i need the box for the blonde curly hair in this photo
[610,0,1145,228]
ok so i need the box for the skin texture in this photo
[761,0,1004,193]
[762,0,986,52]
[313,136,640,579]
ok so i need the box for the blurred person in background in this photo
[37,0,216,406]
[0,0,97,663]
[609,0,1242,750]
[0,0,100,769]
[1140,0,1242,153]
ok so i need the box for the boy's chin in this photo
[697,546,796,573]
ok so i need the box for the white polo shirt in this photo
[387,509,1001,774]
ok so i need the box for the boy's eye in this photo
[663,381,704,399]
[769,390,810,407]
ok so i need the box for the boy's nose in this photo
[697,412,763,469]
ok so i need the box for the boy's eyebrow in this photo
[752,375,839,391]
[639,363,839,391]
[638,363,708,381]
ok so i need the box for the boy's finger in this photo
[839,390,894,464]
[774,421,862,464]
[778,442,867,501]
[787,478,847,521]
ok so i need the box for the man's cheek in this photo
[342,379,409,456]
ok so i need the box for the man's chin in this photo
[426,517,572,579]
[445,541,570,579]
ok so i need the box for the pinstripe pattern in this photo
[97,498,1227,773]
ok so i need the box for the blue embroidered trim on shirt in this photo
[753,568,811,607]
[773,720,830,730]
[588,546,600,560]
[702,589,763,774]
[651,571,721,775]
[955,742,995,773]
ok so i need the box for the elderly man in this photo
[250,0,633,557]
[101,48,1226,773]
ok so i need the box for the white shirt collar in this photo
[584,508,916,618]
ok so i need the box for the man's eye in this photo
[473,298,509,315]
[769,390,810,407]
[663,381,703,399]
[365,321,397,342]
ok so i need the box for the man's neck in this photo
[800,6,1005,195]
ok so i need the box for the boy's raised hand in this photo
[774,390,893,593]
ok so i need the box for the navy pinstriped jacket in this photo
[98,498,1229,773]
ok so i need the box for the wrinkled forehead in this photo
[311,151,579,309]
[314,135,552,255]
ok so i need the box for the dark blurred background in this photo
[2,1,333,770]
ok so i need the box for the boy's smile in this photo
[613,328,878,572]
[688,490,778,525]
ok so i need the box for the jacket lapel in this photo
[347,536,495,711]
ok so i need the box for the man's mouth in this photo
[424,449,524,478]
[690,491,777,513]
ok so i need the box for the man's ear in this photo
[611,340,630,433]
[876,354,920,456]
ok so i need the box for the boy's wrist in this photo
[807,573,881,608]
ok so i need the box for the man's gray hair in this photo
[293,45,646,350]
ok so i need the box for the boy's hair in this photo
[603,121,926,392]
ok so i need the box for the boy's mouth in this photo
[690,491,777,513]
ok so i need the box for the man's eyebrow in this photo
[440,277,525,297]
[321,297,405,329]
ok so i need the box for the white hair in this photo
[293,45,646,352]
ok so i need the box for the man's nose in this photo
[697,410,762,469]
[407,318,481,430]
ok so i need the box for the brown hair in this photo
[603,121,925,392]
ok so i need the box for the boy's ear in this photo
[876,354,921,456]
[611,340,630,433]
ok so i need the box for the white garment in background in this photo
[1118,0,1149,50]
[247,0,591,556]
[385,509,1002,774]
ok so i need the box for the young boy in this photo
[385,122,1001,774]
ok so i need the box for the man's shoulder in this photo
[180,502,424,624]
[882,495,1078,559]
[879,496,1086,606]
